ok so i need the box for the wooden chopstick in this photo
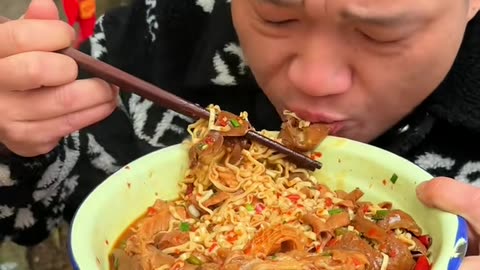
[0,16,321,171]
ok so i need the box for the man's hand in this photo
[417,177,480,269]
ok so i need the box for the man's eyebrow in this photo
[260,0,304,7]
[341,9,417,27]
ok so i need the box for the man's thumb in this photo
[459,256,480,270]
[417,177,480,232]
[23,0,59,20]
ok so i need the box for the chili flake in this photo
[226,231,238,243]
[325,198,333,207]
[208,243,218,253]
[414,255,431,270]
[418,235,432,249]
[255,203,266,214]
[310,152,322,160]
[218,116,228,127]
[147,207,157,216]
[205,136,215,145]
[287,194,301,204]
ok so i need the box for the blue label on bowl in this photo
[448,216,469,270]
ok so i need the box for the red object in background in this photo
[63,0,96,48]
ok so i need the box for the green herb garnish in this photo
[180,222,191,232]
[230,119,240,128]
[335,228,348,236]
[245,204,254,211]
[390,173,398,184]
[328,209,343,216]
[186,255,203,265]
[372,210,390,220]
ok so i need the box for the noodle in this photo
[109,105,433,270]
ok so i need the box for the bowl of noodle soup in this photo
[68,108,468,270]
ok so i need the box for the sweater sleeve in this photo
[0,6,143,247]
[0,0,217,246]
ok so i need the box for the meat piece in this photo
[344,188,365,202]
[214,111,251,137]
[289,172,309,181]
[124,200,174,256]
[317,249,370,270]
[279,113,330,152]
[244,224,307,258]
[135,245,176,270]
[189,131,225,169]
[199,263,222,270]
[326,211,350,230]
[203,191,231,208]
[224,137,249,164]
[135,201,172,238]
[217,171,240,188]
[111,249,142,270]
[378,235,416,270]
[376,209,422,236]
[351,215,388,242]
[336,200,355,209]
[411,236,428,256]
[325,231,384,269]
[378,202,393,210]
[302,214,328,235]
[154,230,190,250]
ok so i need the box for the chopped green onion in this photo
[328,209,343,216]
[335,228,348,236]
[390,173,398,184]
[245,204,254,211]
[321,252,333,257]
[372,210,390,220]
[186,255,203,265]
[197,143,206,150]
[230,119,241,128]
[180,222,191,232]
[270,255,278,261]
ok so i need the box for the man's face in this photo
[231,0,479,142]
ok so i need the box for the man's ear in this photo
[468,0,480,20]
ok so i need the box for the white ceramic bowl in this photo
[68,136,468,269]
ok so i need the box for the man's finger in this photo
[23,0,59,20]
[416,177,480,233]
[460,256,480,270]
[0,19,74,58]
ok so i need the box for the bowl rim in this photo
[67,136,469,270]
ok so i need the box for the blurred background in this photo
[0,1,129,269]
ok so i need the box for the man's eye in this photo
[359,31,401,45]
[263,19,298,26]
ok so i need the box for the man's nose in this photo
[287,37,352,97]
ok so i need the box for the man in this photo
[0,0,479,268]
